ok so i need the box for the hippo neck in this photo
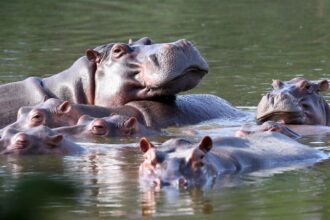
[42,56,95,104]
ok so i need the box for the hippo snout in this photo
[90,119,108,135]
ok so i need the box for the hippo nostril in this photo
[178,177,188,187]
[14,133,30,149]
[91,119,107,135]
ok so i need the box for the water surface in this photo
[1,0,330,219]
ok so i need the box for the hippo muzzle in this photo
[256,92,305,124]
[138,39,209,93]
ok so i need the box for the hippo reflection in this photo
[139,133,327,188]
[256,77,330,125]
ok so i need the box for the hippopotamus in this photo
[256,77,330,125]
[0,126,83,155]
[139,133,327,188]
[0,37,208,127]
[9,94,248,130]
[235,121,301,139]
[53,114,160,141]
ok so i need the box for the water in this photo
[1,0,330,219]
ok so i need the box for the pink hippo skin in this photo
[54,114,161,141]
[8,94,248,130]
[0,37,209,127]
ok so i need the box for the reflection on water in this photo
[1,0,330,219]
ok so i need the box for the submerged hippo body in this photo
[0,37,208,127]
[10,94,248,130]
[139,133,327,188]
[0,126,83,155]
[256,77,330,125]
[54,114,160,141]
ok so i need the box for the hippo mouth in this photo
[145,66,208,95]
[257,112,305,124]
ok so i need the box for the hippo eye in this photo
[111,44,130,59]
[32,114,43,122]
[200,155,204,159]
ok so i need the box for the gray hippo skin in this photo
[54,114,160,141]
[235,121,301,139]
[139,133,327,188]
[0,126,83,155]
[10,95,247,130]
[256,77,330,125]
[0,37,208,127]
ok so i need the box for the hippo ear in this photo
[46,134,64,148]
[57,101,71,114]
[124,117,137,129]
[317,80,329,92]
[86,49,101,63]
[77,114,94,124]
[139,137,153,153]
[198,136,213,153]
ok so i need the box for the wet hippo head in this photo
[139,136,216,188]
[256,77,330,125]
[86,37,209,106]
[76,114,139,137]
[235,121,301,139]
[0,126,82,155]
[13,98,76,129]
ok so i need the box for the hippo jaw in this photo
[256,93,306,124]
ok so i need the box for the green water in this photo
[1,0,330,219]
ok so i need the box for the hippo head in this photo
[256,77,330,125]
[139,136,216,188]
[86,37,209,107]
[76,114,138,137]
[235,121,301,139]
[13,98,77,129]
[0,126,81,155]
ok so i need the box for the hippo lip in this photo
[147,66,208,90]
[257,112,305,124]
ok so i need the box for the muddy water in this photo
[1,0,330,219]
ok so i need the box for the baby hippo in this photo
[139,133,327,188]
[0,126,83,155]
[54,114,160,141]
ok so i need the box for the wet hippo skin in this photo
[9,95,248,130]
[139,133,327,188]
[0,126,83,155]
[53,114,160,141]
[0,37,209,127]
[256,77,330,125]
